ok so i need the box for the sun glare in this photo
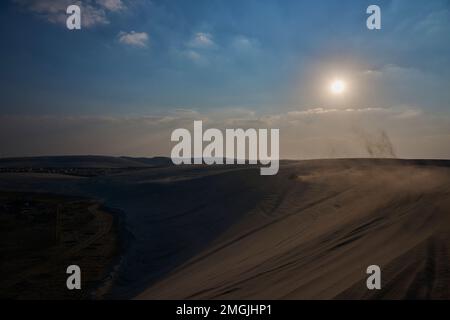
[330,79,346,94]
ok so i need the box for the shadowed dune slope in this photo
[137,159,450,299]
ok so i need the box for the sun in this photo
[330,79,346,94]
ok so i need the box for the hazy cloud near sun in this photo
[2,107,450,160]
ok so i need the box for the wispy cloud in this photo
[178,32,216,64]
[231,35,260,52]
[118,31,149,47]
[13,0,126,27]
[96,0,125,12]
[183,50,201,61]
[188,32,215,49]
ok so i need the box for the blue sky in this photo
[1,0,449,115]
[0,0,450,158]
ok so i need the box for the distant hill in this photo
[120,156,173,167]
[0,156,173,168]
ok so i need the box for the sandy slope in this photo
[1,158,450,299]
[0,163,267,298]
[137,160,450,299]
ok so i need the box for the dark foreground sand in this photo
[1,157,449,299]
[0,192,118,299]
[137,159,450,299]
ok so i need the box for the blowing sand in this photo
[137,159,450,299]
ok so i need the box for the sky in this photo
[1,0,450,159]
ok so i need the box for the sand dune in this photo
[137,159,450,299]
[1,158,450,299]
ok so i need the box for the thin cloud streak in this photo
[1,107,449,160]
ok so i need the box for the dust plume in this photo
[353,127,397,158]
